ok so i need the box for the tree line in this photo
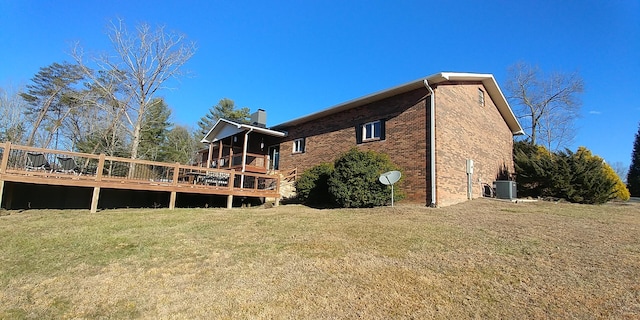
[0,19,636,200]
[506,62,636,201]
[0,19,252,165]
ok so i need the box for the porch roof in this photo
[201,119,287,144]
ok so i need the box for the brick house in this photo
[201,72,523,207]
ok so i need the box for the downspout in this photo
[240,128,253,188]
[424,79,437,207]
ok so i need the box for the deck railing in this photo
[210,152,268,173]
[0,142,280,211]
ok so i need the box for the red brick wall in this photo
[433,83,514,206]
[278,88,432,203]
[277,82,515,206]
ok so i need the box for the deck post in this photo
[227,194,233,208]
[274,196,280,207]
[0,141,11,174]
[91,154,105,213]
[169,191,177,210]
[0,180,4,209]
[0,142,7,210]
[91,187,100,213]
[169,162,180,210]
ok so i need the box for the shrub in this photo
[514,141,556,198]
[328,148,403,208]
[604,163,631,201]
[514,142,623,204]
[558,148,616,204]
[295,163,334,206]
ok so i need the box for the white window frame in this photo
[478,88,485,106]
[362,120,381,141]
[293,138,305,153]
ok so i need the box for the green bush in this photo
[514,141,556,198]
[294,149,403,208]
[514,142,621,204]
[295,163,334,206]
[558,148,616,204]
[328,148,403,208]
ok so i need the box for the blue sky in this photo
[1,0,639,168]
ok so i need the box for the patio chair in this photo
[56,157,80,175]
[25,152,51,171]
[203,172,230,186]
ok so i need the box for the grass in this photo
[1,199,639,319]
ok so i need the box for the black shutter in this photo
[379,119,386,141]
[355,124,363,144]
[301,138,306,153]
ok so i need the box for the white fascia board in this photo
[433,73,524,135]
[272,72,524,135]
[200,118,226,143]
[201,118,286,143]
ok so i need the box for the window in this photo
[363,120,381,140]
[293,138,305,153]
[356,119,385,144]
[478,88,485,106]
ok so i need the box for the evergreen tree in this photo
[561,147,616,204]
[628,123,640,197]
[513,141,556,197]
[197,98,250,136]
[515,142,622,204]
[138,98,172,161]
[20,62,85,148]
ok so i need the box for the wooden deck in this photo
[0,142,281,212]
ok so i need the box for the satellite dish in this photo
[379,171,401,206]
[379,170,401,185]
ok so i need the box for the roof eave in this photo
[270,72,524,136]
[201,119,286,144]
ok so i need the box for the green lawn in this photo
[1,199,639,319]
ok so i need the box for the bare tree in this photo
[0,85,27,144]
[72,19,196,159]
[505,62,584,150]
[71,74,132,157]
[610,161,628,183]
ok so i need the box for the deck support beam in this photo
[0,180,4,209]
[227,194,233,208]
[91,187,100,213]
[169,191,177,210]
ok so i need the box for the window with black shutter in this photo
[356,119,385,144]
